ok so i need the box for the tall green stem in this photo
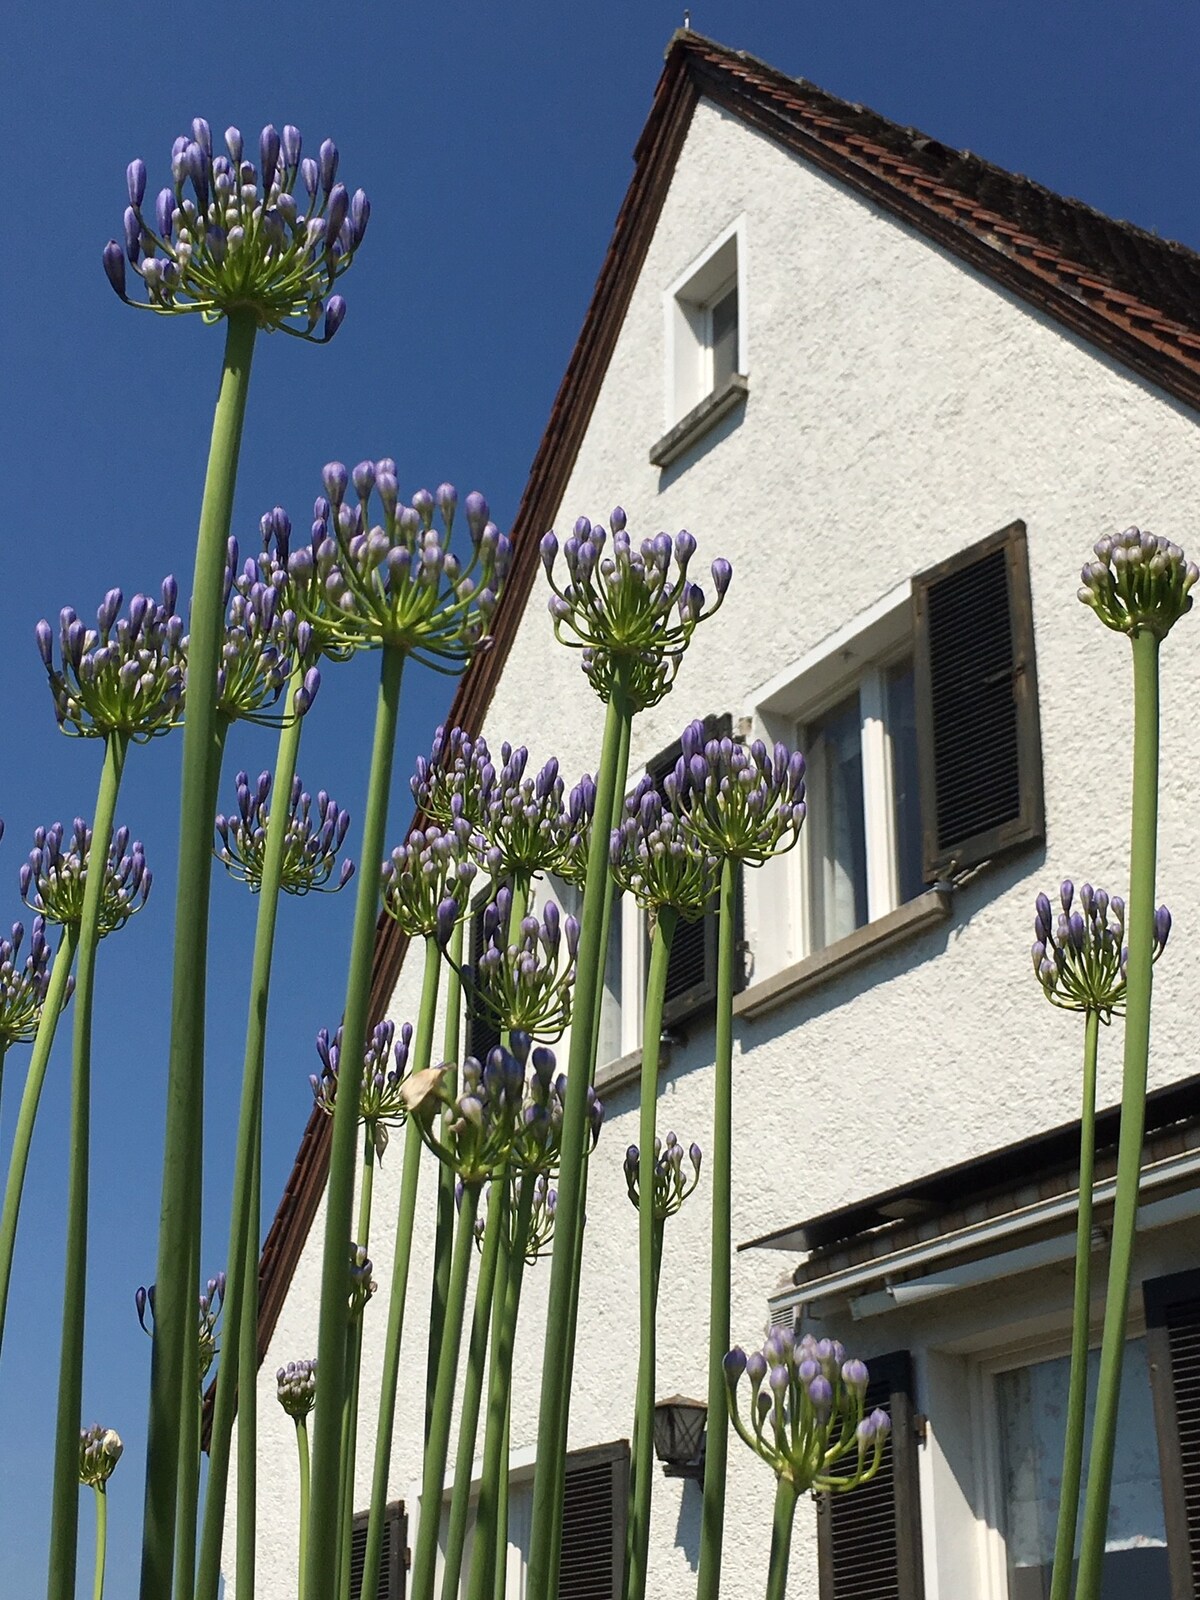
[361,935,443,1600]
[295,1418,311,1600]
[1075,627,1161,1600]
[442,1177,509,1598]
[235,1107,262,1600]
[409,1181,481,1600]
[527,682,632,1599]
[764,1475,799,1600]
[141,308,257,1600]
[197,672,308,1600]
[0,923,78,1356]
[624,905,676,1600]
[305,643,405,1600]
[92,1487,109,1600]
[696,855,738,1600]
[1049,1006,1101,1600]
[48,729,128,1600]
[427,919,464,1444]
[336,1135,377,1600]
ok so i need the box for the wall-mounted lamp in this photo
[653,1395,707,1480]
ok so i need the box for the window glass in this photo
[546,876,622,1063]
[806,693,868,948]
[995,1337,1168,1600]
[710,283,738,392]
[886,661,925,903]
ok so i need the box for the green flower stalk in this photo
[1073,527,1194,1600]
[276,1360,317,1600]
[80,1424,124,1600]
[666,723,806,1600]
[724,1334,890,1600]
[528,510,729,1600]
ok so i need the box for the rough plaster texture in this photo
[235,97,1200,1599]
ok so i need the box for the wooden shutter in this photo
[349,1501,408,1600]
[817,1349,924,1600]
[559,1441,629,1600]
[466,897,502,1064]
[1145,1269,1200,1597]
[913,520,1043,881]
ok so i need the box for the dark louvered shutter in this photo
[466,898,502,1065]
[349,1501,407,1599]
[817,1349,924,1600]
[913,521,1043,881]
[1145,1270,1200,1596]
[559,1443,629,1600]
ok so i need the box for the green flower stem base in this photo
[764,1475,799,1600]
[305,643,405,1600]
[0,923,79,1355]
[295,1419,311,1600]
[48,729,129,1600]
[236,1108,263,1600]
[92,1486,109,1600]
[336,1137,376,1600]
[527,682,632,1599]
[0,1044,7,1131]
[410,1181,482,1600]
[624,904,677,1600]
[426,922,463,1445]
[441,1176,509,1598]
[1049,1005,1101,1600]
[361,935,443,1600]
[141,308,257,1600]
[197,670,308,1600]
[696,854,739,1600]
[492,1389,512,1600]
[1075,628,1162,1599]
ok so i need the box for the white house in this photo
[236,31,1200,1600]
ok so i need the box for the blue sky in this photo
[3,1,1199,1591]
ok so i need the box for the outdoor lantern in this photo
[653,1394,707,1480]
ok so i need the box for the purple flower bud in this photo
[155,187,174,240]
[711,557,732,597]
[808,1375,833,1416]
[102,241,127,299]
[35,620,52,667]
[323,295,346,341]
[318,139,339,194]
[352,460,376,499]
[127,159,147,208]
[350,188,370,245]
[436,897,458,947]
[281,124,302,169]
[1156,905,1172,949]
[260,124,281,192]
[723,1347,747,1386]
[225,127,244,163]
[1060,879,1074,912]
[326,183,348,243]
[192,118,212,158]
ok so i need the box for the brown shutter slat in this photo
[350,1501,407,1599]
[913,520,1043,881]
[1145,1270,1200,1598]
[817,1349,924,1600]
[559,1443,629,1600]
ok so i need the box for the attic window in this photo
[660,221,747,454]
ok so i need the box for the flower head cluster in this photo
[311,1020,412,1151]
[623,1132,702,1222]
[1031,880,1170,1017]
[476,1172,560,1261]
[136,1272,226,1384]
[1079,527,1198,640]
[724,1329,890,1493]
[79,1425,123,1490]
[37,579,186,740]
[276,1358,317,1422]
[666,724,806,866]
[103,121,366,339]
[0,918,69,1045]
[287,467,510,665]
[541,508,732,710]
[21,822,151,935]
[464,890,580,1042]
[348,1244,375,1319]
[215,771,353,895]
[610,780,719,916]
[217,543,319,725]
[381,822,477,939]
[477,749,569,882]
[411,725,494,830]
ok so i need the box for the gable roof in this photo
[251,31,1200,1374]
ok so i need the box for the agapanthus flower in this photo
[286,466,510,665]
[103,121,366,339]
[666,723,806,865]
[460,889,579,1042]
[136,1272,226,1384]
[541,507,731,710]
[215,771,353,894]
[410,725,495,830]
[310,1020,411,1153]
[21,822,151,934]
[610,779,719,915]
[216,542,319,725]
[79,1424,123,1490]
[276,1358,317,1421]
[0,918,71,1045]
[623,1132,702,1221]
[348,1244,375,1319]
[724,1329,890,1492]
[37,579,185,740]
[476,1171,560,1261]
[380,822,477,939]
[475,749,568,882]
[553,773,598,887]
[1079,526,1198,639]
[1031,880,1170,1017]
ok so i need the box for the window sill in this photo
[649,373,749,468]
[733,888,954,1022]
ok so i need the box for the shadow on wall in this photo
[673,1475,702,1571]
[655,396,748,494]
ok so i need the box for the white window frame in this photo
[532,874,638,1066]
[663,216,747,427]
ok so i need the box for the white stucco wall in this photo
[236,95,1200,1599]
